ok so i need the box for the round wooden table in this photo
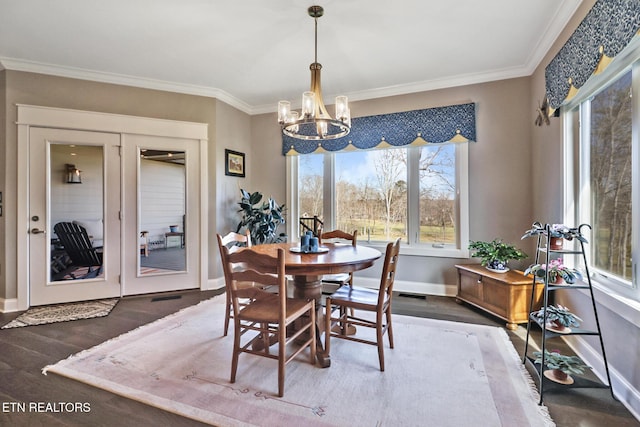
[249,242,382,367]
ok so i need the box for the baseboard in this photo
[0,298,20,313]
[205,277,225,291]
[208,275,455,297]
[567,336,640,421]
[355,276,456,297]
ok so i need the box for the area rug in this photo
[2,298,119,329]
[42,296,554,427]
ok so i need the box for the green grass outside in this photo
[337,219,455,243]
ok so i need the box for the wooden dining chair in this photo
[324,238,401,371]
[219,243,316,397]
[217,230,255,336]
[319,229,358,294]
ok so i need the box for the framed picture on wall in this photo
[225,149,245,177]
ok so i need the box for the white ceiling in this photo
[0,0,582,115]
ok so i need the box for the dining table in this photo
[249,241,382,367]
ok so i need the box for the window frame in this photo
[562,38,640,302]
[286,142,469,258]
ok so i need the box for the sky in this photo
[298,145,455,195]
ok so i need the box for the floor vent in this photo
[398,293,426,300]
[151,295,182,302]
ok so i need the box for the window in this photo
[336,149,407,242]
[589,71,632,281]
[298,154,324,220]
[418,145,457,244]
[291,143,468,257]
[566,57,639,301]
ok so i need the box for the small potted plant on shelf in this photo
[524,258,583,284]
[468,239,527,273]
[522,222,588,250]
[533,349,591,384]
[531,304,582,333]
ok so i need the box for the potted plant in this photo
[532,304,582,333]
[524,258,582,284]
[236,189,287,245]
[522,222,588,250]
[533,349,591,384]
[468,239,527,273]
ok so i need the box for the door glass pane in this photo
[139,149,186,275]
[590,70,632,281]
[336,148,407,242]
[419,144,456,244]
[50,144,105,281]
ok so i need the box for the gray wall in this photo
[246,0,640,414]
[0,71,6,300]
[529,0,639,417]
[0,0,637,414]
[0,70,220,300]
[213,99,253,278]
[250,76,534,286]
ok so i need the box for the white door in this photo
[121,134,201,295]
[29,128,122,306]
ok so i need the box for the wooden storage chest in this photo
[455,264,543,330]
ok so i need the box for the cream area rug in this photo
[2,298,119,329]
[43,296,554,427]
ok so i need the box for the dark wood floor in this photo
[0,290,637,427]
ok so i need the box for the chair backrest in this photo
[217,230,253,290]
[219,242,287,321]
[53,222,103,268]
[219,230,252,250]
[377,238,401,306]
[299,215,324,237]
[320,229,358,246]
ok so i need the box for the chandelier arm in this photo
[283,118,349,140]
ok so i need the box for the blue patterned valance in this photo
[282,102,476,156]
[545,0,640,110]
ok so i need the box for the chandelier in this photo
[277,5,351,140]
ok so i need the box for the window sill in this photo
[586,280,640,328]
[361,241,469,258]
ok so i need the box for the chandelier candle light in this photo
[278,5,351,140]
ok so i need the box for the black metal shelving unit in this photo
[522,222,615,404]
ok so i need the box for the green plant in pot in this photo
[236,189,287,245]
[524,258,582,284]
[532,304,582,333]
[533,349,591,384]
[522,222,588,241]
[522,222,588,250]
[468,239,527,273]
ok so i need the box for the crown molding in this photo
[522,0,584,76]
[250,65,532,115]
[0,57,252,114]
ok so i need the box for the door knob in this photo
[31,228,46,234]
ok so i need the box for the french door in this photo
[29,128,122,306]
[20,105,207,309]
[121,134,201,295]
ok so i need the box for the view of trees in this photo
[299,145,457,243]
[590,70,632,280]
[418,145,456,243]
